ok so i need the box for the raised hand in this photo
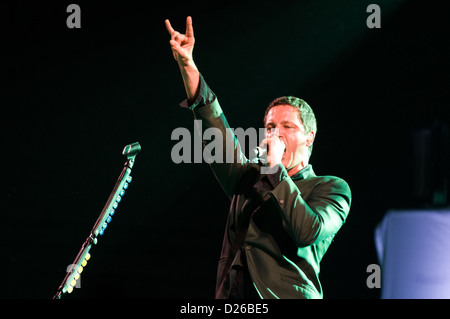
[165,16,195,66]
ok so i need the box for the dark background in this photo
[3,0,449,299]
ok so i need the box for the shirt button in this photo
[246,245,252,250]
[279,199,284,204]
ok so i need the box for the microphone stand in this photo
[53,142,141,299]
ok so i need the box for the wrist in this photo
[269,159,282,168]
[178,58,197,71]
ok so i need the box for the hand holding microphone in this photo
[258,129,286,168]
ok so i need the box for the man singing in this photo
[165,16,351,299]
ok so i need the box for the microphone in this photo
[122,142,141,168]
[122,142,141,158]
[251,137,286,165]
[252,145,269,165]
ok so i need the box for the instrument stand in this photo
[53,142,141,299]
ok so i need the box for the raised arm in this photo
[165,16,200,101]
[165,17,252,198]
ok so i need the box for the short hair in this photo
[264,96,317,158]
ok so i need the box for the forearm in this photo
[268,174,351,247]
[192,97,248,198]
[178,60,200,102]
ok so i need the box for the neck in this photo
[287,160,308,177]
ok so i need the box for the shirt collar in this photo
[290,164,316,180]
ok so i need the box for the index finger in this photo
[185,16,194,37]
[165,19,175,35]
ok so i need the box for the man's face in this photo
[264,104,314,171]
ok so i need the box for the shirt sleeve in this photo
[265,164,290,189]
[182,74,248,199]
[179,73,216,110]
[252,164,289,192]
[270,175,351,247]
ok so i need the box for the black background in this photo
[3,0,449,299]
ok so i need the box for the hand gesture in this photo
[165,16,195,66]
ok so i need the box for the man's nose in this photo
[267,127,280,138]
[274,128,286,141]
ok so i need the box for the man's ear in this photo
[306,131,315,147]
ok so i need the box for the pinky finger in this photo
[165,19,175,35]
